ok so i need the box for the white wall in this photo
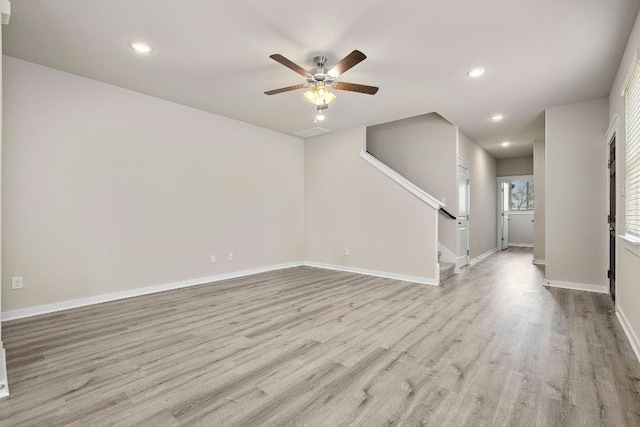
[458,132,498,259]
[545,97,609,288]
[496,156,534,177]
[609,9,640,359]
[533,140,546,262]
[366,113,458,254]
[1,56,305,312]
[305,127,438,282]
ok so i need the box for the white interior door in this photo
[458,165,469,263]
[501,182,510,250]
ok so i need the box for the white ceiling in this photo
[3,0,640,159]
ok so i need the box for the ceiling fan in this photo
[264,50,379,120]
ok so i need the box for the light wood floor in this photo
[1,247,639,426]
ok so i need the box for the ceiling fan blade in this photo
[328,50,367,77]
[269,54,312,78]
[334,82,379,95]
[264,84,307,95]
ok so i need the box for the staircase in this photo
[438,251,455,282]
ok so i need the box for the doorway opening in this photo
[497,175,535,251]
[458,158,470,267]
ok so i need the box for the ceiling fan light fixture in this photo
[303,88,316,104]
[314,105,327,123]
[322,90,336,105]
[303,85,336,106]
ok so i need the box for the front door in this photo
[609,136,616,301]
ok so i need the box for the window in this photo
[625,58,640,236]
[509,180,534,211]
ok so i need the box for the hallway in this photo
[0,248,638,426]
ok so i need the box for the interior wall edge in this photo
[544,280,608,294]
[0,346,7,399]
[616,306,640,363]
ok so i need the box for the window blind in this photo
[625,58,640,236]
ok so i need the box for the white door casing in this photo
[502,182,510,250]
[457,159,470,265]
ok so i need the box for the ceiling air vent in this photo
[293,127,330,138]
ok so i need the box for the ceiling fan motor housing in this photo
[313,56,327,68]
[307,56,336,86]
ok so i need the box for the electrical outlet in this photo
[228,252,233,261]
[210,255,216,264]
[11,276,23,290]
[344,248,349,256]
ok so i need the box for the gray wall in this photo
[533,140,546,262]
[545,97,608,287]
[609,9,640,353]
[2,57,305,312]
[458,133,498,259]
[497,156,534,177]
[304,127,438,280]
[366,113,458,254]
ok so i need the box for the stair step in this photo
[439,262,455,282]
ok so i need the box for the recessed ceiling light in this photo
[314,112,326,122]
[128,41,153,54]
[501,141,511,147]
[467,67,486,78]
[491,114,504,122]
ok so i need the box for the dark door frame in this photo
[608,134,616,302]
[606,115,619,305]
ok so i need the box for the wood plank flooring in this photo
[1,247,639,426]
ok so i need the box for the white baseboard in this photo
[1,262,304,321]
[0,344,8,399]
[1,261,440,321]
[532,259,546,266]
[509,243,534,248]
[470,248,497,266]
[616,306,640,364]
[544,280,608,294]
[303,261,439,286]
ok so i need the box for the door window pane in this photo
[509,180,535,211]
